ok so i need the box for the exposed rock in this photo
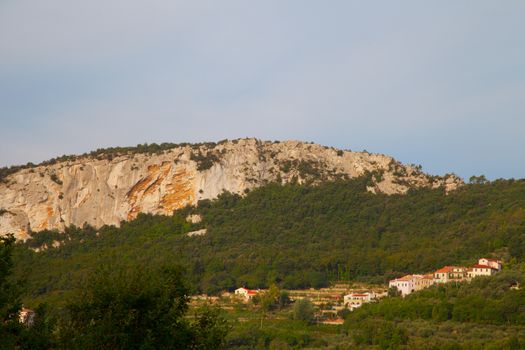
[186,214,202,224]
[0,138,463,240]
[187,228,207,237]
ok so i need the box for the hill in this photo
[13,176,525,304]
[0,139,461,240]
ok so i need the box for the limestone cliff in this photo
[0,139,462,240]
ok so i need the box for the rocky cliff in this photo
[0,139,462,240]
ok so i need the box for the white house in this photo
[468,264,498,278]
[389,275,416,296]
[478,258,502,271]
[234,287,259,302]
[389,274,435,296]
[343,292,375,310]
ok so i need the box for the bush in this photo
[293,299,314,323]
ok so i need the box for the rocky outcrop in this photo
[0,139,462,240]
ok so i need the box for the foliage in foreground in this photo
[58,265,228,350]
[3,233,229,349]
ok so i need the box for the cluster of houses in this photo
[234,285,385,315]
[389,258,502,296]
[230,258,503,322]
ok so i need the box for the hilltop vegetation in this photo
[0,140,226,182]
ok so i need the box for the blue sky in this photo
[1,1,524,180]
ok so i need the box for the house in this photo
[478,258,502,271]
[414,274,435,291]
[19,308,35,327]
[343,292,376,310]
[389,274,435,296]
[389,275,417,296]
[468,264,498,278]
[234,287,259,301]
[434,266,467,283]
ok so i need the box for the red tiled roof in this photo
[352,294,368,297]
[435,266,454,273]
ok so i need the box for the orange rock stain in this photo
[126,162,172,220]
[160,167,195,213]
[37,206,54,230]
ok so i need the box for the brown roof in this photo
[395,275,413,281]
[435,266,455,273]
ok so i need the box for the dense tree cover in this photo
[3,234,229,349]
[3,228,230,350]
[13,177,525,302]
[58,264,229,350]
[6,176,525,349]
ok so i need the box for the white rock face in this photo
[0,139,462,240]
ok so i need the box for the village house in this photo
[389,275,416,296]
[234,287,259,302]
[414,274,435,291]
[433,266,468,283]
[343,292,375,310]
[478,258,502,271]
[468,264,498,278]
[389,274,435,296]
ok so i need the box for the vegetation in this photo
[0,140,230,182]
[344,266,525,349]
[58,264,228,349]
[190,150,221,171]
[2,233,229,349]
[12,177,525,303]
[49,174,62,185]
[292,299,314,323]
[2,174,525,348]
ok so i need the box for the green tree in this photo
[293,299,314,323]
[387,286,401,297]
[0,234,23,349]
[59,264,228,350]
[278,290,291,309]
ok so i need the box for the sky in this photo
[1,1,524,180]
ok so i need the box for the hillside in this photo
[13,177,525,305]
[344,267,525,349]
[0,139,461,240]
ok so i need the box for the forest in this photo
[13,176,525,300]
[5,176,525,348]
